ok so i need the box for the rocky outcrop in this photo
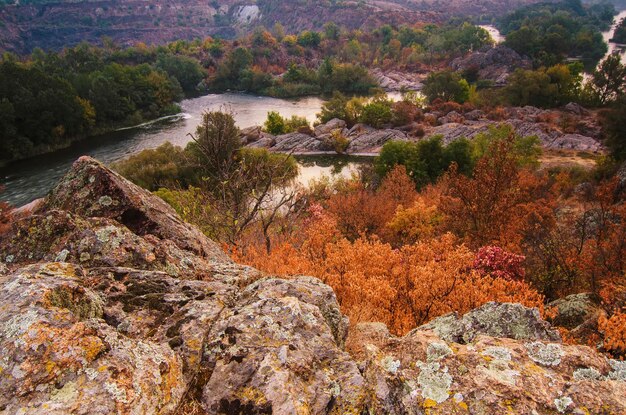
[417,302,561,344]
[370,68,424,91]
[1,156,625,414]
[347,320,626,414]
[451,45,532,85]
[247,102,603,155]
[425,106,604,152]
[248,119,408,154]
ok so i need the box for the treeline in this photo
[0,19,496,163]
[0,43,207,163]
[166,19,492,96]
[498,0,615,69]
[423,52,625,108]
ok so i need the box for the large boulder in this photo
[314,118,347,137]
[451,45,532,85]
[40,156,229,263]
[240,125,262,143]
[370,68,424,91]
[548,293,602,333]
[416,302,561,344]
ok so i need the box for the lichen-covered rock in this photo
[417,302,561,344]
[347,317,626,414]
[201,278,368,414]
[548,293,601,329]
[240,277,350,347]
[40,156,229,263]
[0,263,187,415]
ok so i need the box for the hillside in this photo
[0,0,550,53]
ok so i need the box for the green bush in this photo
[111,142,194,191]
[359,98,393,128]
[263,112,310,135]
[422,70,470,104]
[375,136,477,188]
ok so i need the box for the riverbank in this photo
[245,102,604,156]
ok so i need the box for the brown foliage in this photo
[326,165,417,241]
[391,101,423,126]
[235,208,543,335]
[440,136,555,251]
[0,186,13,236]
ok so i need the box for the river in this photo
[0,93,365,207]
[602,9,626,64]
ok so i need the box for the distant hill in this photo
[0,0,553,54]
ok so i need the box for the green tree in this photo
[297,31,322,48]
[422,70,470,103]
[323,22,340,41]
[264,111,287,135]
[589,54,626,105]
[155,53,206,95]
[601,96,626,161]
[359,97,393,128]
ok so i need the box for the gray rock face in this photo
[248,120,407,154]
[417,302,561,344]
[427,118,603,152]
[548,293,601,329]
[346,128,407,153]
[240,125,262,143]
[370,68,424,91]
[314,118,346,136]
[563,102,590,116]
[451,45,532,85]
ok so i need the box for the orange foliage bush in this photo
[440,136,555,251]
[327,165,417,241]
[599,310,626,357]
[385,198,443,246]
[235,207,544,335]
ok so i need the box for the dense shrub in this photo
[375,136,475,188]
[422,70,470,104]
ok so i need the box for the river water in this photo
[0,93,365,207]
[602,10,626,64]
